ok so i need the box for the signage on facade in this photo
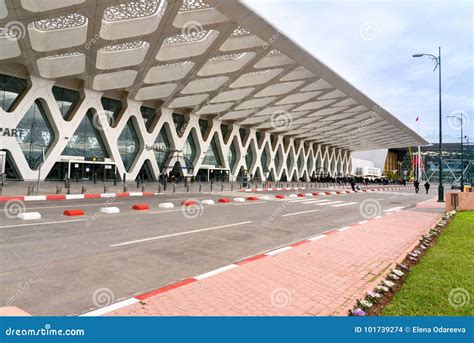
[0,128,23,137]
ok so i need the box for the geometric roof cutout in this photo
[234,96,276,110]
[168,94,209,108]
[254,50,294,68]
[210,87,254,103]
[144,61,195,84]
[135,83,177,101]
[93,70,138,91]
[97,41,149,70]
[254,81,305,97]
[37,53,85,78]
[156,30,219,61]
[276,91,321,105]
[229,68,283,88]
[197,52,256,76]
[181,76,229,94]
[301,79,333,91]
[280,67,316,81]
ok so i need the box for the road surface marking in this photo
[0,202,128,212]
[301,199,331,204]
[194,264,238,280]
[234,201,267,206]
[289,199,313,203]
[331,202,357,207]
[0,219,87,229]
[315,201,344,206]
[281,209,320,217]
[384,206,404,212]
[111,221,252,247]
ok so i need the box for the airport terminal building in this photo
[0,0,426,182]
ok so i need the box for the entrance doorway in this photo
[70,162,117,182]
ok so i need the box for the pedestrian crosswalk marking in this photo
[331,202,357,207]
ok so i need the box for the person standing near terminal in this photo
[424,181,430,194]
[414,179,420,193]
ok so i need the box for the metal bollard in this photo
[104,185,109,193]
[199,184,202,192]
[231,183,234,191]
[141,184,145,192]
[56,185,62,194]
[82,185,87,194]
[0,186,2,196]
[210,183,213,192]
[158,183,162,193]
[172,183,176,193]
[221,183,224,192]
[136,178,140,189]
[123,184,128,192]
[186,184,190,193]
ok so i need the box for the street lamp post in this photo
[447,114,464,191]
[413,47,444,202]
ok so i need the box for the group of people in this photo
[414,180,430,194]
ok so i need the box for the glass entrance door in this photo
[71,162,116,182]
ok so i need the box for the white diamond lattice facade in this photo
[0,0,427,182]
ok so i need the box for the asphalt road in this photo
[0,188,434,315]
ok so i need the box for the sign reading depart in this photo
[0,128,23,137]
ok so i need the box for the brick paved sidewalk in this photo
[108,206,442,316]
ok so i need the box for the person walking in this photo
[424,181,430,194]
[414,179,420,194]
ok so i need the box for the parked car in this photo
[451,181,471,190]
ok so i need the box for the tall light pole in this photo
[447,113,464,191]
[413,47,443,201]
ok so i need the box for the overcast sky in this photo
[243,0,473,144]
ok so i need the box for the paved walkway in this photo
[108,201,442,316]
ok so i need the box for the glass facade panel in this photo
[62,110,109,159]
[140,106,156,131]
[101,97,122,126]
[198,119,208,136]
[245,146,253,169]
[118,119,140,172]
[52,86,80,119]
[202,135,222,166]
[239,128,246,142]
[0,74,27,112]
[16,99,55,170]
[220,124,228,141]
[261,150,268,172]
[275,151,281,170]
[173,113,186,137]
[154,126,170,169]
[228,141,237,170]
[183,132,196,169]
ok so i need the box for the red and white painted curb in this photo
[79,205,410,317]
[0,192,157,203]
[240,186,413,193]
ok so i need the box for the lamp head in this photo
[412,53,424,58]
